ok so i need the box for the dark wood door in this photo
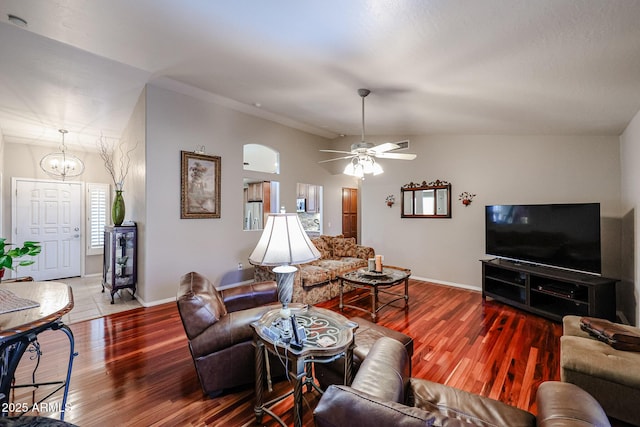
[342,187,358,240]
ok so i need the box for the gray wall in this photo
[337,134,624,316]
[140,83,355,304]
[620,109,640,325]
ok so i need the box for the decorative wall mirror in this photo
[401,180,451,218]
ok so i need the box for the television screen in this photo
[485,203,601,274]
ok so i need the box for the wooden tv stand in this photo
[481,258,616,322]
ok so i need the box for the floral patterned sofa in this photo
[253,234,375,305]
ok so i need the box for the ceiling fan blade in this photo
[318,155,356,163]
[319,149,354,155]
[374,152,417,160]
[370,142,400,153]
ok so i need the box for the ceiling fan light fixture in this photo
[40,129,85,181]
[343,160,356,176]
[343,155,383,178]
[354,165,364,178]
[361,156,375,174]
[319,88,415,174]
[372,161,384,175]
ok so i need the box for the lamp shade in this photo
[249,213,321,266]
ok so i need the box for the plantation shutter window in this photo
[87,183,110,256]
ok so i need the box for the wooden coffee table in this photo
[338,266,411,322]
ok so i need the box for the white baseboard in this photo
[217,276,480,292]
[136,280,255,307]
[137,296,176,308]
[137,277,480,308]
[411,275,481,292]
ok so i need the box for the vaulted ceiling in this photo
[1,0,640,149]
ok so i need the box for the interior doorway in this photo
[12,178,82,281]
[342,187,358,240]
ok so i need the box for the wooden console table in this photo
[0,281,76,420]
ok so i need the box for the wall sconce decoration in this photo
[459,192,476,206]
[386,194,395,207]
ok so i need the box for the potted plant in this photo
[0,238,41,281]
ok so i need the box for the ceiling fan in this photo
[319,88,417,177]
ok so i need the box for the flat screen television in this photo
[485,203,601,274]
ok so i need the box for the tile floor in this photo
[61,275,142,325]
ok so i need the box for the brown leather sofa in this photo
[314,336,611,427]
[176,271,282,397]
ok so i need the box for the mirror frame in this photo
[401,180,452,218]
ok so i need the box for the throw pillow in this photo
[311,237,331,259]
[333,237,356,257]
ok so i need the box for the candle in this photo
[375,255,382,272]
[368,258,376,271]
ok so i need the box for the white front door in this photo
[12,179,82,280]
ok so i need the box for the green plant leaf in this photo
[0,239,41,271]
[17,260,35,267]
[0,255,13,270]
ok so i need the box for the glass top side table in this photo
[251,304,357,427]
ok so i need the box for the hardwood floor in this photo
[9,279,563,426]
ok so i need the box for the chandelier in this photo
[343,155,383,178]
[40,129,85,181]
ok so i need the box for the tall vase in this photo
[112,190,125,226]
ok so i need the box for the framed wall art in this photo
[181,151,221,219]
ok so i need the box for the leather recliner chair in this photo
[177,271,281,397]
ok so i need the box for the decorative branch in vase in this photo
[98,136,138,226]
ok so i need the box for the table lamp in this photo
[249,211,320,335]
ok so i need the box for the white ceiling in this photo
[1,0,640,149]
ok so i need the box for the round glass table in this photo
[251,304,357,427]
